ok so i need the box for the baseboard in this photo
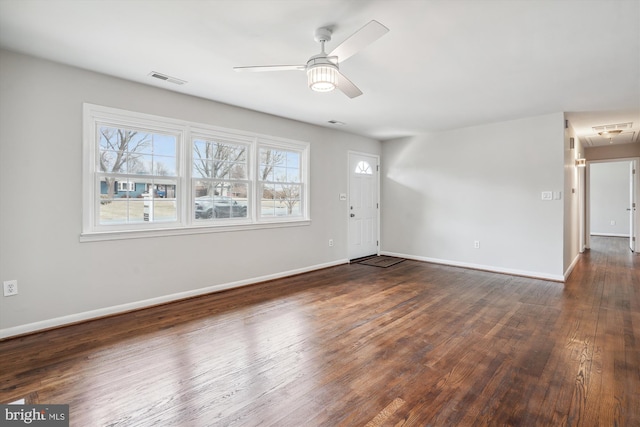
[379,251,564,282]
[564,253,581,281]
[0,258,349,340]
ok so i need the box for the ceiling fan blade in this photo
[329,20,389,63]
[233,65,306,72]
[336,71,363,98]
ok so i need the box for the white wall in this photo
[563,121,585,276]
[585,142,640,161]
[0,49,380,337]
[380,113,565,280]
[589,161,631,236]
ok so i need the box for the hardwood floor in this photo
[1,236,638,426]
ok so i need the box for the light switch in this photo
[541,191,553,201]
[339,193,347,201]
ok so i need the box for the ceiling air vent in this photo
[148,71,187,85]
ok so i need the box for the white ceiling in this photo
[1,0,639,144]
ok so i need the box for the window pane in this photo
[99,199,128,224]
[287,167,300,183]
[153,155,176,176]
[230,161,247,180]
[99,126,176,177]
[194,180,225,198]
[194,180,248,220]
[273,166,287,181]
[259,148,285,181]
[99,199,146,225]
[99,150,120,173]
[129,154,152,175]
[152,134,176,157]
[193,139,248,182]
[150,198,177,222]
[286,151,300,168]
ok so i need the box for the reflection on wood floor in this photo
[1,236,638,426]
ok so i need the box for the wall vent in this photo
[148,71,187,85]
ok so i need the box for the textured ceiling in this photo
[0,0,638,143]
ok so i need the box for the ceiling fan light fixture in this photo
[598,129,623,138]
[307,64,337,92]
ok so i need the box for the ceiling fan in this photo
[233,20,389,98]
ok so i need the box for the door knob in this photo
[350,213,355,217]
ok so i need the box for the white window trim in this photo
[81,103,310,242]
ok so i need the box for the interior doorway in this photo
[586,157,639,253]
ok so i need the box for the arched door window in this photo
[355,160,373,175]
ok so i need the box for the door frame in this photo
[347,150,381,260]
[584,156,640,251]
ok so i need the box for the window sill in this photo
[79,219,312,242]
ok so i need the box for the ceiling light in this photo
[598,129,623,144]
[598,129,623,138]
[307,63,337,92]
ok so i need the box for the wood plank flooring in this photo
[1,236,638,426]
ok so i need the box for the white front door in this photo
[348,152,379,260]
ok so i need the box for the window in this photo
[258,146,303,219]
[97,125,178,226]
[355,160,373,175]
[82,104,309,241]
[192,137,250,221]
[117,181,135,192]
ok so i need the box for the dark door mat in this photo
[356,256,405,268]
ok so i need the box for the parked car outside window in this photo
[195,196,247,219]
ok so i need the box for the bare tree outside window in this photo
[259,149,286,181]
[99,127,152,199]
[192,139,250,220]
[259,148,302,217]
[193,140,247,196]
[278,183,301,215]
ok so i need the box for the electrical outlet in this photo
[328,239,334,247]
[474,241,480,249]
[3,280,18,296]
